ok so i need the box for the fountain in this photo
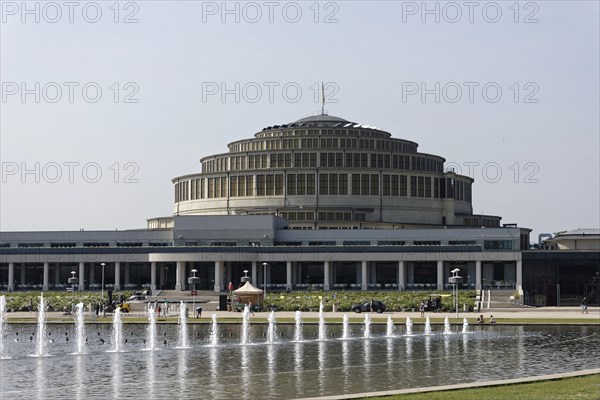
[35,294,48,357]
[241,305,251,345]
[424,316,433,335]
[110,307,123,352]
[405,317,413,336]
[209,314,219,346]
[0,295,6,358]
[74,303,86,354]
[462,317,470,334]
[443,317,452,335]
[386,315,395,337]
[317,301,326,341]
[294,311,303,342]
[0,307,597,399]
[267,311,277,343]
[177,302,189,349]
[341,314,350,340]
[363,313,371,338]
[146,306,157,350]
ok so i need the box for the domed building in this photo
[172,114,499,229]
[2,112,544,302]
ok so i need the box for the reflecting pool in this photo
[1,322,598,399]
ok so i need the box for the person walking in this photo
[581,297,589,314]
[419,301,425,317]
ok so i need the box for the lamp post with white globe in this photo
[449,268,463,318]
[188,269,200,317]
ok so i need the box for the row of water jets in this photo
[0,296,470,358]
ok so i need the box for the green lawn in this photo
[1,289,477,312]
[0,290,129,312]
[265,290,476,312]
[364,374,600,400]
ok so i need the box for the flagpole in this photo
[321,82,325,115]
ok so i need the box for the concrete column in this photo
[114,262,121,291]
[361,261,368,291]
[251,261,257,286]
[79,262,85,290]
[323,261,330,291]
[150,262,157,291]
[286,261,292,291]
[437,260,444,290]
[43,262,49,291]
[175,261,185,291]
[516,260,523,292]
[20,263,26,285]
[8,262,14,291]
[398,261,405,290]
[214,261,223,292]
[89,263,95,285]
[124,263,130,287]
[475,260,482,290]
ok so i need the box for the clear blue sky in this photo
[1,1,599,240]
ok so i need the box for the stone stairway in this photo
[140,289,226,312]
[479,289,531,310]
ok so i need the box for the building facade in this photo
[0,215,526,294]
[2,113,597,305]
[521,229,600,306]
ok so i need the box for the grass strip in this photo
[362,374,600,400]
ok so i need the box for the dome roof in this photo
[257,113,391,137]
[294,114,350,124]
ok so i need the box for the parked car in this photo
[351,300,386,313]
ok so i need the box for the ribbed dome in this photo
[294,114,350,124]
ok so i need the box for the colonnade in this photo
[2,259,523,293]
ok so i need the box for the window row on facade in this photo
[229,130,417,153]
[464,217,501,227]
[256,128,390,139]
[175,174,472,202]
[203,152,443,173]
[0,240,514,250]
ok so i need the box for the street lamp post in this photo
[68,270,77,314]
[449,268,463,318]
[187,269,200,318]
[262,262,268,310]
[100,262,106,305]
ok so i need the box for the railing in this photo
[482,280,515,290]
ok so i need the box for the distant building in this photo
[544,229,600,250]
[520,229,600,306]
